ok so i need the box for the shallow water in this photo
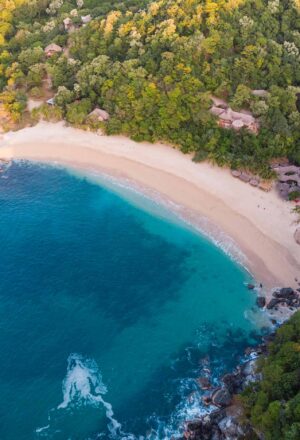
[0,163,263,439]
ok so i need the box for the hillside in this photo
[1,0,300,175]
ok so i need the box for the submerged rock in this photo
[256,296,266,308]
[197,376,211,390]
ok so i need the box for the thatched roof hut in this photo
[88,108,110,122]
[211,96,228,109]
[252,89,269,98]
[81,14,92,24]
[44,43,63,57]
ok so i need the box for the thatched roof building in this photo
[44,43,63,57]
[252,89,269,98]
[81,14,92,24]
[88,108,110,122]
[210,98,259,133]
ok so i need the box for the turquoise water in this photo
[0,162,262,440]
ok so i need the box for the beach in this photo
[0,121,299,294]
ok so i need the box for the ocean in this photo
[0,162,264,439]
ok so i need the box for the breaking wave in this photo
[36,354,127,439]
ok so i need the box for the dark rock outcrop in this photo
[221,373,238,394]
[197,376,211,390]
[267,298,281,309]
[273,287,296,299]
[212,388,232,408]
[256,296,266,308]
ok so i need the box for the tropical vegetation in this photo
[242,311,300,440]
[1,0,300,175]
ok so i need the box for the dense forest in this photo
[242,311,300,440]
[1,0,300,175]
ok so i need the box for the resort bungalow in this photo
[81,14,92,24]
[63,17,74,32]
[210,97,259,134]
[44,43,63,57]
[211,96,228,109]
[252,89,269,98]
[88,108,110,122]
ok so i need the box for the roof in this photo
[252,89,269,97]
[81,14,92,23]
[44,43,62,53]
[230,110,255,124]
[210,106,225,116]
[88,108,110,121]
[211,96,228,109]
[232,119,245,129]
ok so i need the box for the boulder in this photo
[294,228,300,245]
[212,387,232,408]
[241,360,256,378]
[239,172,251,183]
[267,298,281,309]
[250,178,259,187]
[184,411,226,440]
[231,170,241,178]
[222,372,243,394]
[218,416,245,439]
[256,296,266,308]
[202,395,212,406]
[273,287,297,300]
[197,376,211,390]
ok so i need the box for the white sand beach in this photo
[0,121,299,295]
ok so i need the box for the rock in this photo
[239,172,251,183]
[274,287,296,299]
[212,387,232,408]
[184,411,226,440]
[241,360,256,377]
[250,178,259,187]
[222,372,243,394]
[242,359,262,385]
[267,298,282,309]
[256,296,266,308]
[202,395,212,406]
[218,416,245,439]
[231,170,241,178]
[294,228,300,245]
[244,346,257,356]
[197,376,211,390]
[210,409,227,424]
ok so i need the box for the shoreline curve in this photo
[0,121,299,296]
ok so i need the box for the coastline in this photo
[0,121,299,295]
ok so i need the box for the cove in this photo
[0,162,263,440]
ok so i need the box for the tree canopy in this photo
[1,0,300,174]
[242,311,300,440]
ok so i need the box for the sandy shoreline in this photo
[0,121,299,295]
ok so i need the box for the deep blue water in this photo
[0,163,262,439]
